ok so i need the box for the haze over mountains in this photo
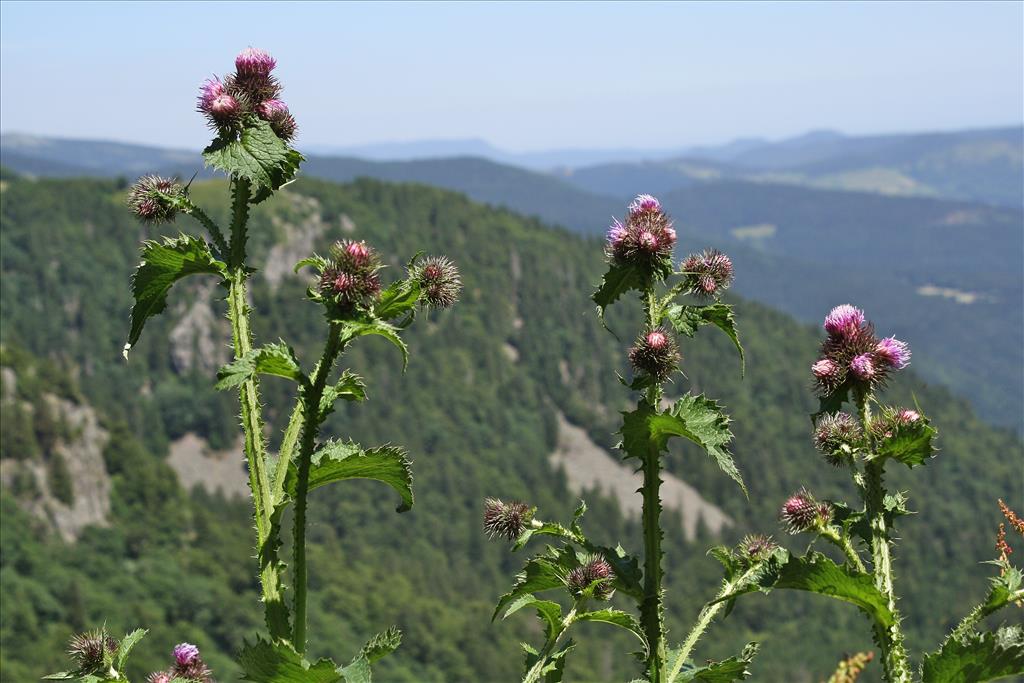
[3,124,1021,430]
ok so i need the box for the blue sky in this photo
[1,1,1021,151]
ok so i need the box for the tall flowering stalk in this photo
[484,195,764,683]
[46,47,460,680]
[715,304,1024,683]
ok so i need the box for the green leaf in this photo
[494,548,573,620]
[124,234,225,358]
[374,278,421,322]
[873,416,939,468]
[203,118,300,192]
[663,303,744,374]
[715,551,894,627]
[357,626,402,665]
[284,440,413,513]
[593,262,645,322]
[576,608,648,656]
[649,394,745,495]
[982,566,1023,616]
[336,319,409,370]
[319,370,367,421]
[671,642,760,682]
[236,638,341,683]
[922,625,1024,682]
[522,641,575,683]
[115,628,147,670]
[503,595,564,642]
[216,342,305,391]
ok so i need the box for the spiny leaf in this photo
[921,624,1024,682]
[318,370,367,421]
[593,261,645,322]
[663,303,744,374]
[358,626,402,665]
[576,609,648,656]
[873,417,939,468]
[493,547,575,620]
[115,628,147,671]
[203,118,300,192]
[503,595,563,642]
[124,234,225,358]
[374,278,421,322]
[715,551,894,627]
[981,565,1023,616]
[215,341,305,391]
[336,319,409,369]
[284,440,413,512]
[236,638,340,683]
[670,641,760,682]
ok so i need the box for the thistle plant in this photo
[51,47,460,681]
[712,304,1024,682]
[484,195,765,683]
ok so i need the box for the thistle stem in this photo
[819,526,867,574]
[292,323,344,654]
[857,394,911,683]
[522,603,581,683]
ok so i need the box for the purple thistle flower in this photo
[823,304,865,338]
[629,193,661,215]
[680,249,734,298]
[483,498,532,541]
[68,629,118,673]
[256,98,288,119]
[740,534,778,562]
[127,175,184,224]
[566,554,616,600]
[850,353,875,380]
[411,255,462,309]
[197,77,225,110]
[147,673,172,683]
[811,358,838,381]
[897,409,921,423]
[780,490,823,533]
[629,327,680,382]
[235,47,276,77]
[606,218,627,248]
[317,240,383,308]
[173,643,200,667]
[875,336,911,370]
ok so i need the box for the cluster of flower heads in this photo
[147,643,213,683]
[813,412,863,466]
[410,255,462,309]
[869,406,922,441]
[606,194,677,269]
[483,498,533,541]
[679,248,734,299]
[318,239,383,309]
[127,175,185,224]
[779,489,833,534]
[811,305,910,395]
[566,554,616,600]
[197,48,296,141]
[67,628,119,674]
[628,328,680,382]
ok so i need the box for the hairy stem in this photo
[181,200,228,258]
[669,564,761,683]
[820,526,867,574]
[272,401,304,502]
[523,603,581,683]
[292,323,344,653]
[858,394,911,683]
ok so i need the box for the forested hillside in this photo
[1,173,1020,682]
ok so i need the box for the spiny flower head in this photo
[173,643,199,667]
[236,47,276,77]
[68,628,118,673]
[566,554,616,600]
[628,327,680,382]
[870,405,924,440]
[411,255,462,309]
[680,249,734,299]
[875,336,911,370]
[823,304,865,338]
[255,99,297,141]
[318,239,382,308]
[740,534,778,563]
[814,305,910,396]
[813,412,862,466]
[780,489,831,533]
[605,194,675,272]
[127,175,183,224]
[171,643,212,682]
[147,672,173,683]
[483,498,532,541]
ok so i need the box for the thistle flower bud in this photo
[871,405,925,440]
[147,672,172,683]
[173,643,200,667]
[235,47,276,77]
[740,534,778,563]
[605,194,675,270]
[255,99,297,141]
[897,409,920,423]
[566,554,616,600]
[171,643,212,682]
[823,304,865,338]
[811,358,839,381]
[68,629,119,673]
[850,353,875,381]
[875,336,911,370]
[680,249,734,298]
[780,489,829,533]
[256,98,288,119]
[318,240,382,308]
[628,328,680,382]
[813,412,862,466]
[411,255,462,309]
[483,498,531,541]
[127,175,183,224]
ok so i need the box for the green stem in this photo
[292,323,344,654]
[668,564,761,683]
[820,526,867,574]
[181,199,228,258]
[522,603,581,683]
[950,588,1024,640]
[857,394,911,683]
[272,401,304,501]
